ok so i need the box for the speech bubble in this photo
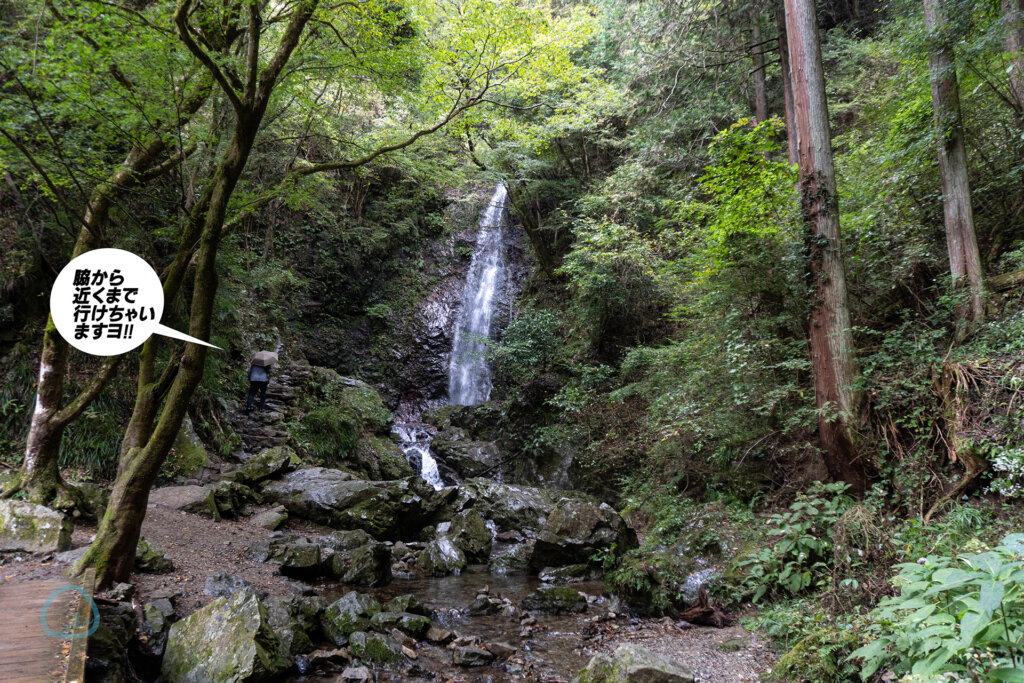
[50,248,221,356]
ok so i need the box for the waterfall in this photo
[393,184,510,488]
[448,184,508,406]
[393,423,444,489]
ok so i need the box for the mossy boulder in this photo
[238,446,302,484]
[431,428,502,478]
[573,644,694,683]
[520,586,587,615]
[348,631,403,664]
[529,498,637,570]
[356,435,414,480]
[136,538,173,573]
[263,468,442,539]
[321,592,381,646]
[539,564,600,584]
[417,537,466,576]
[448,509,493,562]
[290,369,395,470]
[162,590,289,683]
[453,478,564,531]
[326,533,392,587]
[368,611,431,638]
[0,500,71,552]
[265,595,321,658]
[384,594,431,617]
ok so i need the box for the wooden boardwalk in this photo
[0,570,94,683]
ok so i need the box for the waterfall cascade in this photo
[448,184,508,406]
[395,184,510,488]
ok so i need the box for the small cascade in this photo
[393,422,444,490]
[448,184,509,406]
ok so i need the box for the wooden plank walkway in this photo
[0,570,94,683]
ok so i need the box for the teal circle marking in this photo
[40,584,99,639]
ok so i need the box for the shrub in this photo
[732,482,854,601]
[849,534,1024,681]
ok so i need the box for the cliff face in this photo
[299,183,531,417]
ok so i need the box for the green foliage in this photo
[488,308,562,388]
[733,483,854,602]
[750,599,865,683]
[850,534,1024,681]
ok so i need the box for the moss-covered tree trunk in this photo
[80,0,318,588]
[785,0,870,494]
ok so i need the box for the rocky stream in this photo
[0,186,773,682]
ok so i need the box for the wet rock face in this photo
[431,428,502,478]
[162,590,290,683]
[247,530,392,586]
[448,509,493,562]
[0,500,71,552]
[453,478,563,531]
[488,543,532,575]
[349,631,404,665]
[263,468,441,539]
[529,498,638,570]
[417,536,467,576]
[574,643,695,683]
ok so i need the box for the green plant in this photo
[733,482,854,601]
[849,534,1024,681]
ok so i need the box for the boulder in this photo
[321,592,381,646]
[263,469,440,539]
[148,485,220,520]
[169,416,213,478]
[356,434,414,480]
[431,428,502,478]
[74,481,110,519]
[529,499,637,570]
[136,538,173,573]
[573,644,695,683]
[348,631,403,664]
[340,665,373,681]
[250,506,288,530]
[265,595,320,658]
[141,599,176,659]
[453,478,565,531]
[369,611,431,638]
[0,500,71,552]
[417,537,466,576]
[448,509,493,562]
[162,590,289,682]
[520,587,587,615]
[203,573,257,599]
[210,480,261,518]
[539,564,601,584]
[238,446,302,484]
[488,543,532,575]
[326,532,392,587]
[384,594,431,617]
[452,645,494,666]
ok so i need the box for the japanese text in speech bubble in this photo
[50,248,221,355]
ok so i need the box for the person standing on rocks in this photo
[245,353,275,414]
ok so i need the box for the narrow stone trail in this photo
[228,361,309,458]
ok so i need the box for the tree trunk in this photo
[923,0,987,325]
[80,0,318,588]
[777,5,798,164]
[1004,0,1024,118]
[785,0,870,494]
[751,7,768,122]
